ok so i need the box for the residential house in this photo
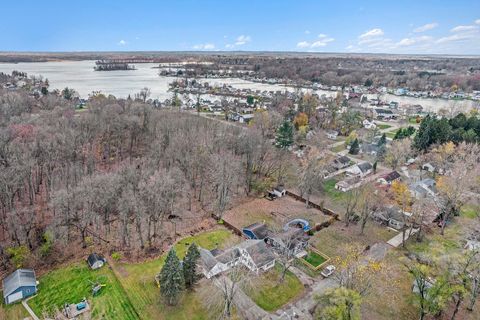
[326,130,339,140]
[360,143,380,156]
[198,240,275,279]
[372,206,410,230]
[363,119,377,129]
[346,162,373,178]
[377,171,401,185]
[373,108,396,120]
[2,269,37,305]
[335,176,361,192]
[410,178,437,199]
[332,155,351,170]
[267,228,309,257]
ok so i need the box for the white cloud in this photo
[296,34,334,49]
[476,19,480,25]
[193,43,215,50]
[413,23,438,33]
[118,40,127,46]
[235,35,251,46]
[436,32,476,44]
[296,41,310,48]
[450,25,478,32]
[359,28,384,39]
[304,30,310,34]
[396,36,433,47]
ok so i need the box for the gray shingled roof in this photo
[239,240,275,268]
[2,269,36,299]
[199,248,219,271]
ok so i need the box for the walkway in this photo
[387,228,419,247]
[22,297,40,320]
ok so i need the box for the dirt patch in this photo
[223,196,330,231]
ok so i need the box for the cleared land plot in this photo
[28,262,138,319]
[244,264,304,312]
[223,196,330,232]
[311,222,396,258]
[113,228,241,320]
[0,302,30,320]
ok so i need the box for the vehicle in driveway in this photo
[321,265,336,278]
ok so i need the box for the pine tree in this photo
[183,243,200,289]
[349,138,360,155]
[377,133,387,146]
[275,120,294,149]
[159,249,184,305]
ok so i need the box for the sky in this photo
[1,0,480,55]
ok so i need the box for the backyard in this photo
[244,264,304,312]
[223,196,330,232]
[112,228,241,320]
[28,262,138,319]
[302,250,327,268]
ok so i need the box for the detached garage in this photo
[2,269,37,304]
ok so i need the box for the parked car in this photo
[321,265,336,278]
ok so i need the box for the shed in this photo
[242,222,270,240]
[87,253,106,270]
[2,269,37,304]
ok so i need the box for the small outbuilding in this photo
[242,222,270,240]
[2,269,37,304]
[87,253,106,270]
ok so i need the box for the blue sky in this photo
[2,0,479,54]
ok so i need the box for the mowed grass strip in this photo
[246,264,304,312]
[28,262,138,320]
[115,228,240,320]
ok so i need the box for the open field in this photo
[223,196,330,232]
[245,264,304,312]
[311,221,396,258]
[28,262,138,319]
[113,228,241,320]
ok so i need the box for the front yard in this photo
[245,264,304,312]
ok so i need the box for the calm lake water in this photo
[0,60,476,112]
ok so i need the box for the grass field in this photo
[246,264,304,312]
[28,262,138,319]
[386,130,398,139]
[378,124,392,130]
[114,228,240,320]
[323,178,347,203]
[303,250,327,267]
[331,143,346,153]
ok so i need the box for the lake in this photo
[0,60,476,113]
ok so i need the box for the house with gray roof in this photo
[198,240,275,279]
[2,269,37,304]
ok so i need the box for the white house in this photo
[346,162,373,178]
[363,119,376,129]
[199,240,275,279]
[326,131,339,140]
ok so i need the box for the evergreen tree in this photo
[377,133,387,146]
[159,249,184,305]
[373,161,378,174]
[414,115,433,151]
[349,138,360,155]
[183,243,200,289]
[275,120,294,149]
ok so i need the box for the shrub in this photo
[6,246,30,268]
[39,232,54,257]
[111,252,123,262]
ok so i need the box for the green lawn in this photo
[331,143,346,153]
[114,228,240,320]
[246,264,304,312]
[303,250,327,267]
[323,178,347,202]
[378,124,392,130]
[460,204,479,219]
[386,130,398,139]
[28,262,138,319]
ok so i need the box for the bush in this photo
[6,246,30,268]
[111,252,123,262]
[39,232,54,257]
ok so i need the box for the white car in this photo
[321,265,336,278]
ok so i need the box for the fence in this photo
[298,245,331,271]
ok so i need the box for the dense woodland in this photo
[0,80,288,270]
